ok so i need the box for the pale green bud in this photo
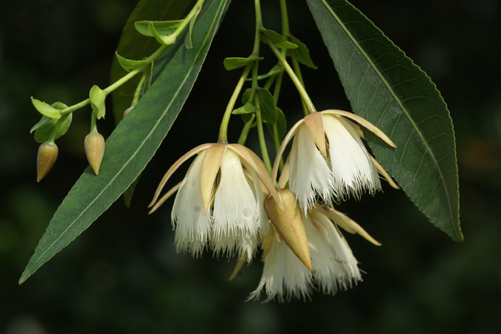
[84,132,105,175]
[37,142,58,182]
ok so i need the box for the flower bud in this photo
[37,142,58,182]
[84,132,105,175]
[264,189,312,271]
[123,107,133,118]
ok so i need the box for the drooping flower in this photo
[249,204,380,302]
[273,110,396,212]
[149,143,276,261]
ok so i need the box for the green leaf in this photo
[31,103,71,142]
[241,113,254,124]
[110,0,193,123]
[232,102,257,115]
[266,107,287,141]
[30,117,51,133]
[148,22,177,46]
[288,34,317,69]
[89,85,106,119]
[19,0,231,284]
[33,113,73,143]
[241,87,277,123]
[115,52,150,72]
[307,0,461,241]
[242,88,251,104]
[31,98,61,119]
[223,56,263,71]
[51,102,68,110]
[255,64,283,81]
[123,173,141,208]
[260,29,298,49]
[256,87,277,124]
[135,20,183,37]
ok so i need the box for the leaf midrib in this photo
[320,0,457,236]
[20,0,225,283]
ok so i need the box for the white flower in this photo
[150,143,276,261]
[289,122,334,209]
[171,150,210,257]
[273,110,396,212]
[249,205,380,302]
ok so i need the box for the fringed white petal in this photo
[322,115,381,200]
[248,237,313,303]
[212,149,261,258]
[211,229,258,263]
[249,166,270,237]
[303,213,343,295]
[323,115,381,200]
[171,150,210,257]
[289,123,334,212]
[310,208,362,290]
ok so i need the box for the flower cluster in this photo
[150,109,396,302]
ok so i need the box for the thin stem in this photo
[272,72,285,171]
[132,72,147,107]
[273,71,284,104]
[291,53,308,116]
[263,34,316,114]
[218,64,253,143]
[272,123,284,171]
[252,0,263,55]
[263,74,276,91]
[279,0,290,37]
[90,111,98,133]
[254,94,272,174]
[48,120,60,143]
[237,114,255,145]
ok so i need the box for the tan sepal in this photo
[148,181,182,214]
[228,256,246,281]
[370,156,400,189]
[228,144,282,209]
[272,118,304,183]
[318,205,381,246]
[344,118,364,138]
[304,112,326,157]
[264,189,312,271]
[201,144,226,214]
[149,143,212,208]
[261,226,276,259]
[321,110,396,148]
[278,154,290,189]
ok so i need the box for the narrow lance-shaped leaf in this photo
[19,0,231,284]
[307,0,461,241]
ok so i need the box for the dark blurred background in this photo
[1,0,500,333]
